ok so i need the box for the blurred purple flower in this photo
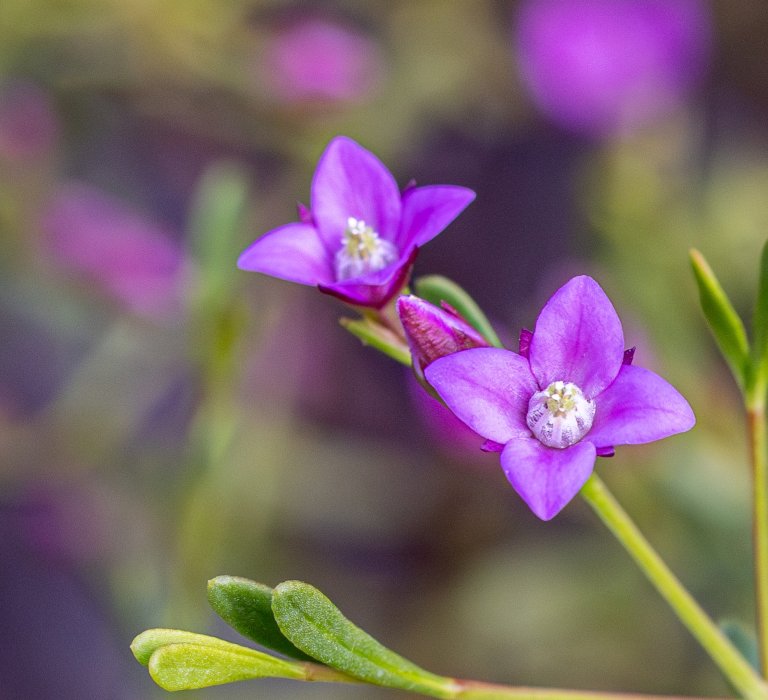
[261,17,384,104]
[0,81,58,161]
[515,0,712,136]
[238,136,475,308]
[425,276,695,520]
[397,294,489,382]
[407,373,491,463]
[41,183,186,318]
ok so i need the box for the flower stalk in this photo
[451,679,726,700]
[580,473,768,700]
[747,389,768,677]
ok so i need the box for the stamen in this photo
[334,217,398,281]
[526,381,595,449]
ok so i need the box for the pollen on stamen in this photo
[526,381,595,449]
[334,216,398,281]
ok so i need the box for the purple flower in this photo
[407,373,490,463]
[515,0,712,136]
[424,276,695,520]
[260,18,384,104]
[397,294,489,382]
[41,182,186,318]
[237,136,475,308]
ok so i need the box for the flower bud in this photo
[396,295,489,381]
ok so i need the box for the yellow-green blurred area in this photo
[1,1,767,697]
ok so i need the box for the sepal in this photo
[340,316,411,365]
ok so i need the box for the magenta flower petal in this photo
[587,364,695,448]
[425,348,537,444]
[500,438,596,520]
[311,136,401,248]
[397,185,475,249]
[237,222,333,286]
[529,276,624,398]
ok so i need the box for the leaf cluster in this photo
[132,576,456,696]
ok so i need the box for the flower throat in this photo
[334,217,397,281]
[526,380,595,449]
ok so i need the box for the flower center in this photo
[526,381,595,449]
[334,217,398,281]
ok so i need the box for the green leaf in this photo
[131,628,241,667]
[720,619,759,671]
[752,239,768,389]
[271,581,455,698]
[188,161,250,306]
[207,576,313,660]
[414,275,503,348]
[690,249,750,389]
[340,317,412,365]
[147,641,305,691]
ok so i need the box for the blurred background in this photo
[0,1,766,697]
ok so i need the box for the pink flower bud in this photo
[396,295,489,381]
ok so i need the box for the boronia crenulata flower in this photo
[237,136,475,308]
[425,275,695,520]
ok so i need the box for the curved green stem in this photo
[747,395,768,677]
[580,473,767,700]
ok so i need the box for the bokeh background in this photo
[1,1,767,697]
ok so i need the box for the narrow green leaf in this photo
[414,275,503,348]
[340,317,412,365]
[271,581,455,698]
[131,628,243,667]
[189,161,250,305]
[690,249,750,389]
[752,239,768,388]
[187,162,251,375]
[147,641,305,691]
[207,576,313,660]
[721,619,760,671]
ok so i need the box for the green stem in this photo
[300,661,362,684]
[451,679,725,700]
[305,663,734,700]
[580,473,767,700]
[747,395,768,677]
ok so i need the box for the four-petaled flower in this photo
[237,136,475,308]
[425,276,695,520]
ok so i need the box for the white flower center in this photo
[334,217,398,281]
[526,381,595,449]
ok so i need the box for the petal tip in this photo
[501,440,596,522]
